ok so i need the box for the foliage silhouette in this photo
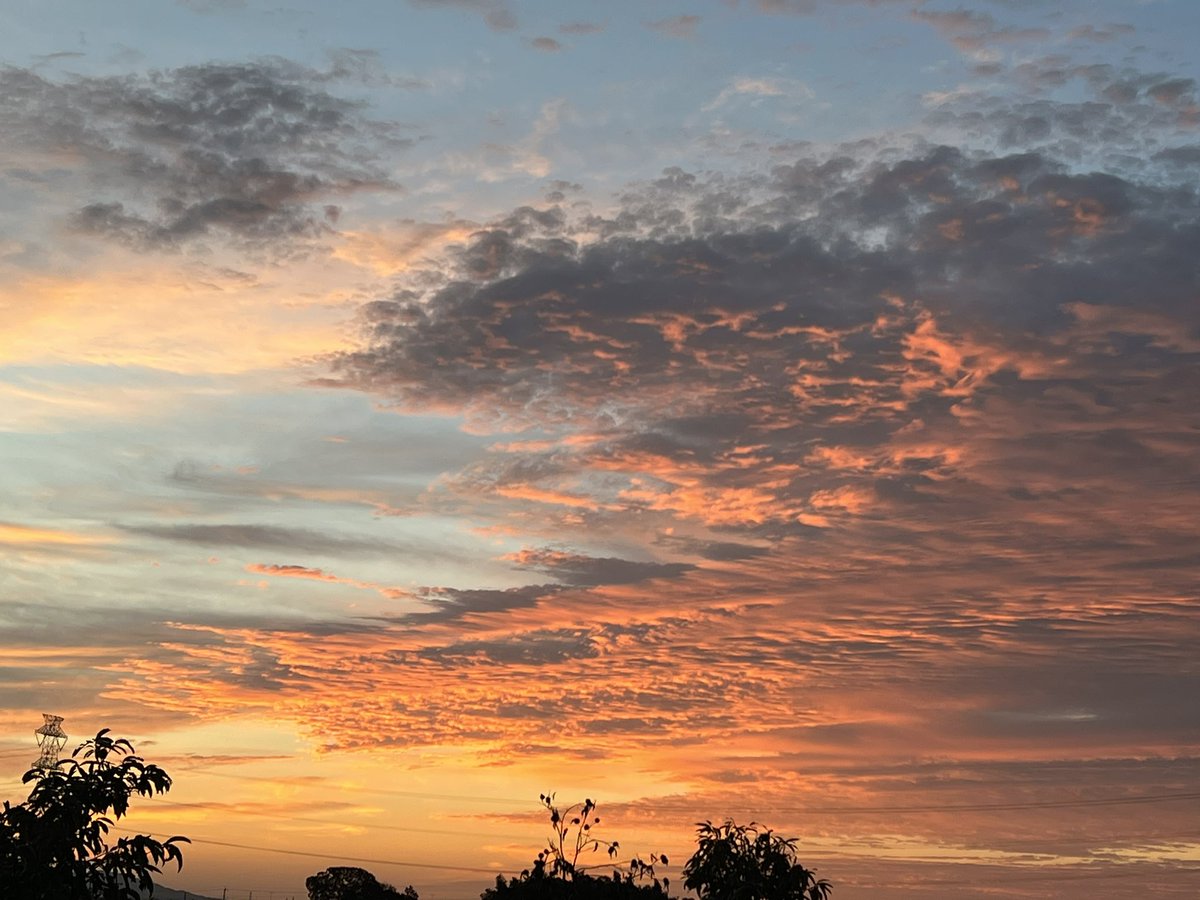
[306,865,418,899]
[480,794,668,899]
[0,729,188,900]
[682,820,831,900]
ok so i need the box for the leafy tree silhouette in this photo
[0,728,188,900]
[682,820,831,900]
[480,794,668,899]
[306,865,418,899]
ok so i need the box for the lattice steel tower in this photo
[33,714,67,771]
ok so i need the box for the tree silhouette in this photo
[682,820,831,900]
[0,729,188,900]
[306,866,418,899]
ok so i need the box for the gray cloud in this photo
[505,547,694,586]
[914,7,1050,57]
[1067,23,1135,44]
[119,522,398,556]
[653,535,770,561]
[409,628,601,666]
[177,0,246,12]
[0,61,402,251]
[402,583,559,623]
[559,22,604,36]
[1000,59,1199,117]
[645,15,701,40]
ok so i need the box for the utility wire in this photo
[116,827,501,875]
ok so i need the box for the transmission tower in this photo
[33,714,67,771]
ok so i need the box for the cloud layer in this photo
[3,4,1198,894]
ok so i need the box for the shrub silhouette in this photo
[480,794,668,899]
[306,865,418,899]
[0,729,188,900]
[682,820,831,900]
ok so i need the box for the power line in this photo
[117,828,500,875]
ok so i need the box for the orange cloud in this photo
[247,564,350,584]
[245,563,408,599]
[0,522,109,546]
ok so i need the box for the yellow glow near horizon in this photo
[0,522,109,546]
[0,261,356,374]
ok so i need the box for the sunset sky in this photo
[1,1,1199,897]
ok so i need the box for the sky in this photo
[1,0,1198,897]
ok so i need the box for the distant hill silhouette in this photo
[141,887,221,900]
